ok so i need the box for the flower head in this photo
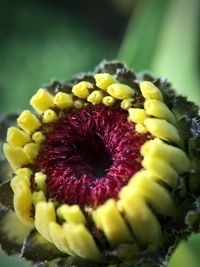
[0,61,200,267]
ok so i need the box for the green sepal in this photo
[0,158,13,183]
[0,206,30,255]
[0,180,14,210]
[21,230,65,263]
[0,113,18,143]
[185,210,200,231]
[95,60,124,75]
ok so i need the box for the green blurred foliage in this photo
[0,0,120,115]
[118,0,200,104]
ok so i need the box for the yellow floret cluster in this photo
[3,73,190,261]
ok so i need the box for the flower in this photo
[0,61,200,267]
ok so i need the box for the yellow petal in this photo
[23,143,40,163]
[127,171,175,216]
[35,202,56,242]
[93,199,132,246]
[17,110,41,133]
[7,127,30,147]
[129,108,148,124]
[87,90,104,105]
[74,99,84,109]
[141,138,190,173]
[57,204,85,224]
[54,92,73,109]
[102,96,116,106]
[43,109,58,123]
[63,223,101,260]
[32,131,45,144]
[144,118,181,146]
[49,222,73,254]
[120,193,162,248]
[11,168,32,191]
[30,88,54,113]
[144,99,176,125]
[107,83,135,99]
[139,81,163,100]
[72,81,93,99]
[3,143,30,170]
[32,191,46,206]
[13,180,34,227]
[142,157,178,188]
[94,73,116,91]
[135,123,148,134]
[120,98,134,110]
[34,172,47,192]
[16,167,32,178]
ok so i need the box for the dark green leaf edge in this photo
[0,180,14,210]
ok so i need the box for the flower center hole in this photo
[75,134,112,178]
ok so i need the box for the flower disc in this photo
[1,61,200,267]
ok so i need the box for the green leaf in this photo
[118,0,168,71]
[0,207,30,255]
[151,0,200,104]
[0,180,13,210]
[21,230,64,263]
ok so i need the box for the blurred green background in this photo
[0,0,200,266]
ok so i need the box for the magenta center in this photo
[35,104,149,207]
